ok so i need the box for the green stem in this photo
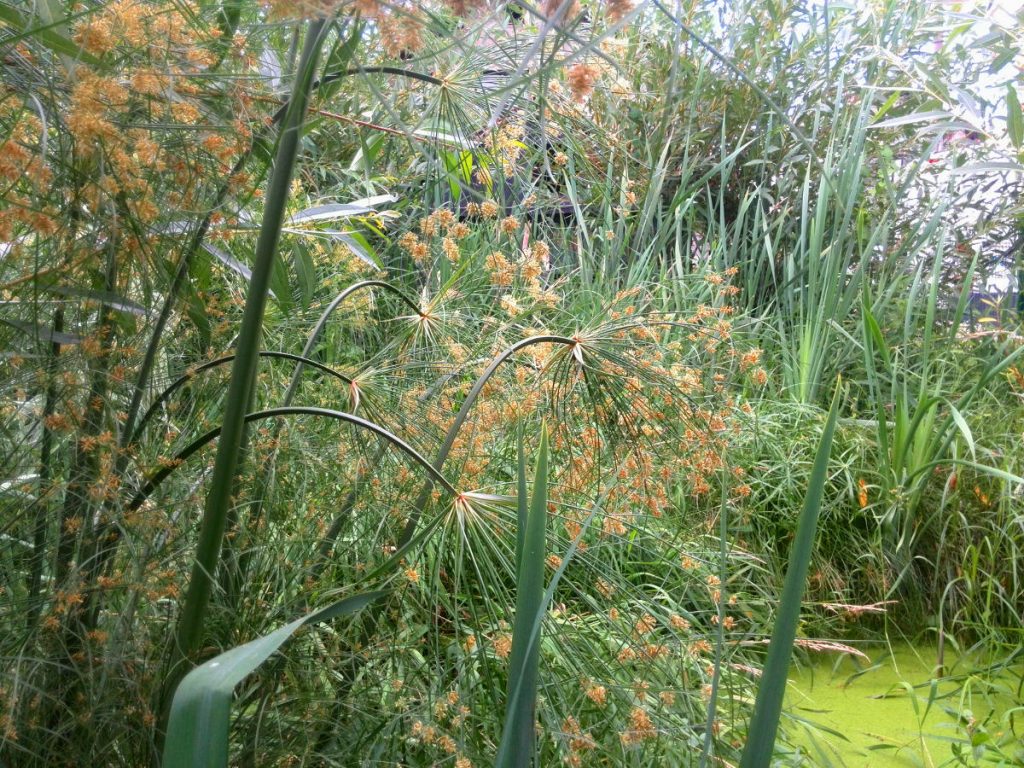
[130,351,353,446]
[163,16,328,701]
[26,307,63,630]
[397,335,575,548]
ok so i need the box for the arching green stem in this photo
[220,281,424,600]
[283,280,422,407]
[131,351,353,446]
[127,406,457,515]
[397,334,576,548]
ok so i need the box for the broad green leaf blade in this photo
[441,150,463,204]
[862,305,891,371]
[269,245,293,313]
[947,404,975,462]
[163,591,386,768]
[293,241,317,311]
[497,423,548,768]
[740,382,841,768]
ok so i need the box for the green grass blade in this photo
[163,591,387,768]
[496,423,549,768]
[740,382,842,768]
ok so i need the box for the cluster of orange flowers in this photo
[405,688,474,766]
[400,204,562,315]
[566,63,601,103]
[1,1,259,293]
[0,105,55,242]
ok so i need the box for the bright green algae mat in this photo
[783,644,1023,767]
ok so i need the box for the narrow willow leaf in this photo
[324,230,380,269]
[287,194,396,224]
[411,129,475,149]
[497,424,549,768]
[1007,85,1023,149]
[43,285,147,316]
[868,110,953,129]
[202,243,278,301]
[0,318,82,345]
[163,591,386,768]
[949,161,1024,175]
[319,21,363,104]
[947,404,975,462]
[740,382,842,768]
[906,459,1024,488]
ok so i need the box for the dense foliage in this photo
[1,1,1021,766]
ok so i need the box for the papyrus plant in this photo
[1,3,777,766]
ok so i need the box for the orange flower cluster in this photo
[567,63,601,103]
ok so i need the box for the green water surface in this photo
[783,644,1023,767]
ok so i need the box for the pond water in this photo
[783,643,1023,767]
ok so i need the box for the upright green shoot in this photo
[162,16,329,709]
[740,381,842,767]
[496,424,549,768]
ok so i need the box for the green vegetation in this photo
[1,1,1022,766]
[787,643,1024,766]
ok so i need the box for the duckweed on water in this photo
[785,644,1024,767]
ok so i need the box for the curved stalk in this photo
[126,406,457,514]
[131,351,353,446]
[221,280,423,602]
[282,280,422,407]
[93,407,455,633]
[397,334,575,547]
